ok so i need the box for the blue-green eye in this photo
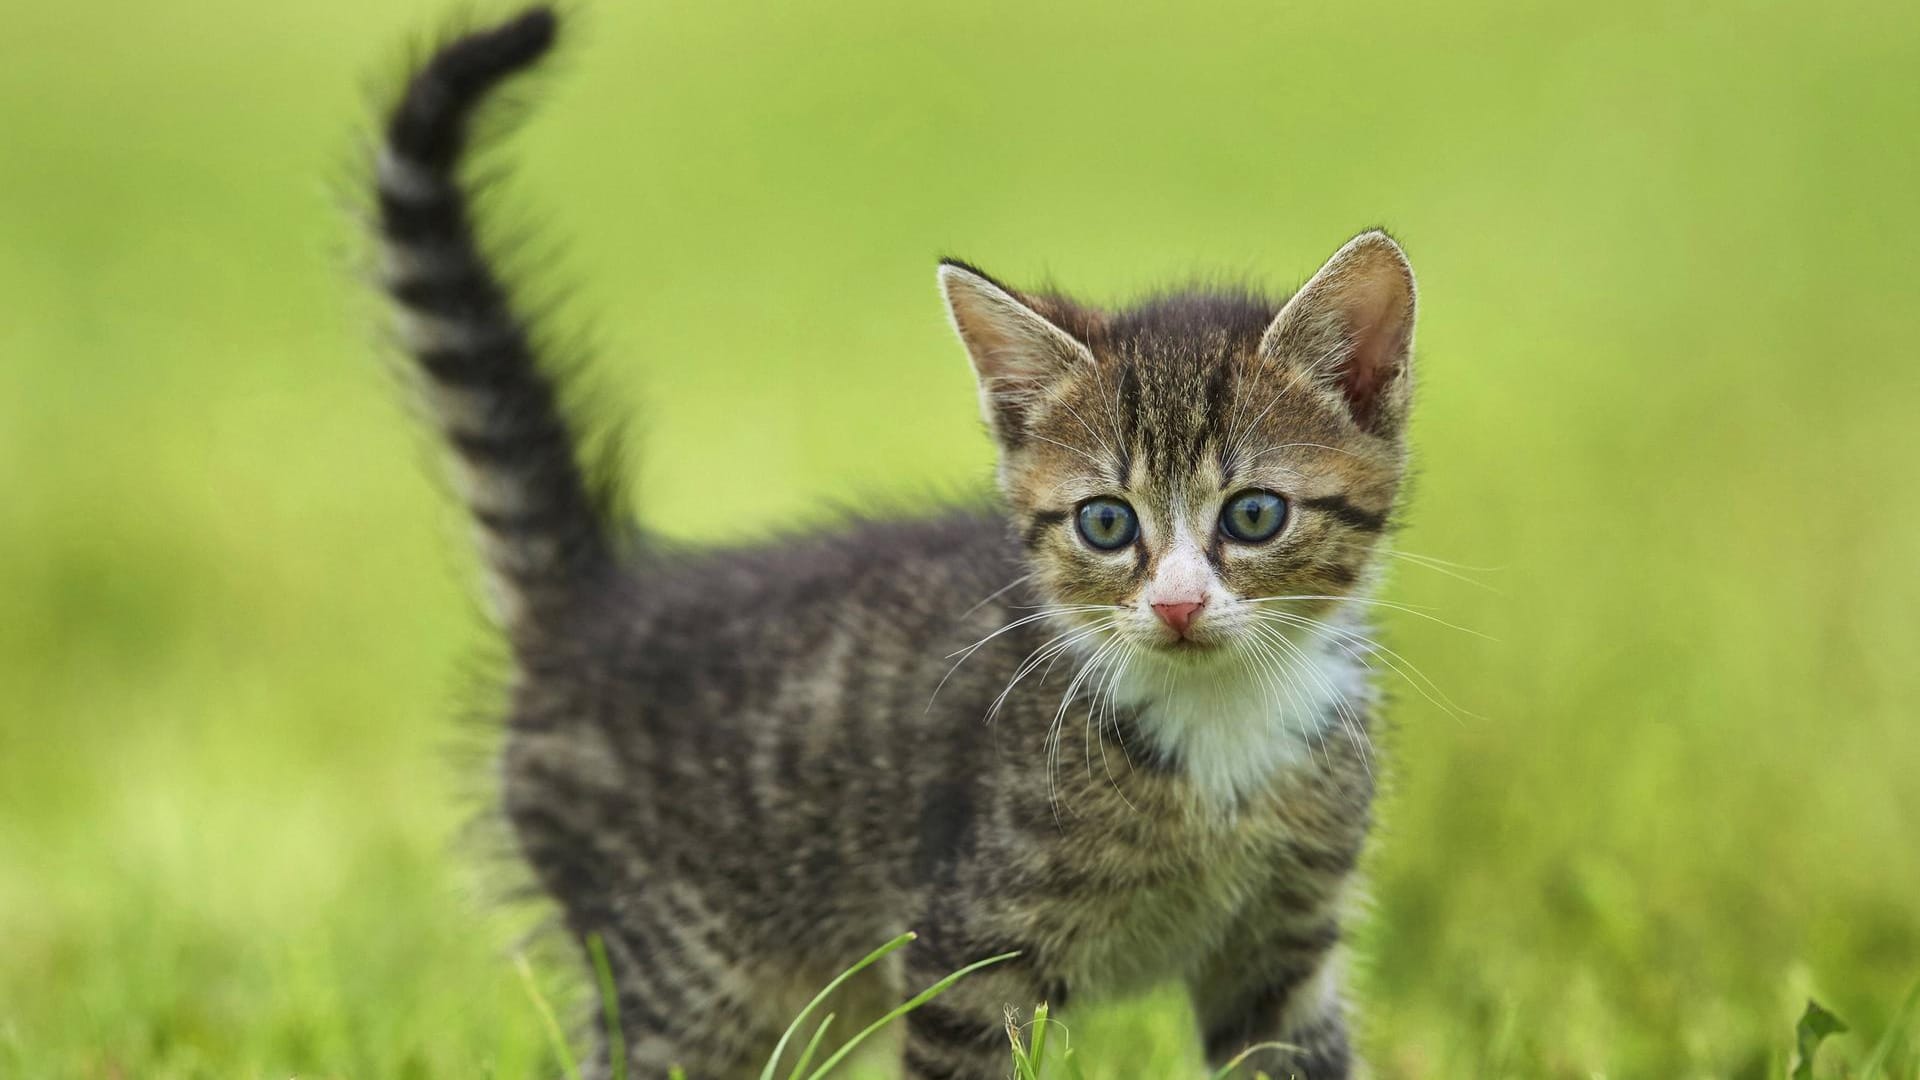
[1220,490,1288,543]
[1075,498,1139,550]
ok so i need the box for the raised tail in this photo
[373,8,619,635]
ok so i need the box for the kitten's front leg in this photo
[1190,924,1354,1080]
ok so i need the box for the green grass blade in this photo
[1025,1001,1050,1067]
[1009,1003,1041,1080]
[802,950,1021,1080]
[512,952,582,1080]
[586,934,627,1080]
[1791,999,1848,1080]
[1209,1041,1295,1080]
[1061,1048,1088,1080]
[787,1013,835,1080]
[1012,1001,1081,1080]
[1859,978,1920,1080]
[760,931,919,1080]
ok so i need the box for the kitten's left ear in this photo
[939,260,1098,445]
[1260,230,1417,435]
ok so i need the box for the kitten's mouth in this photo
[1150,632,1222,655]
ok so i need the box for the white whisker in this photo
[1046,630,1127,824]
[1085,639,1140,813]
[1249,621,1372,772]
[1038,381,1121,467]
[1238,623,1328,770]
[957,573,1033,620]
[1238,594,1496,642]
[1252,608,1478,723]
[1242,439,1365,464]
[986,617,1121,725]
[942,605,1117,662]
[928,605,1117,713]
[1024,431,1111,472]
[1335,543,1503,594]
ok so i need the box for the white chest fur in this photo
[1109,628,1370,809]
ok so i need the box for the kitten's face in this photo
[942,231,1415,662]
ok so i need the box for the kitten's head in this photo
[941,230,1415,661]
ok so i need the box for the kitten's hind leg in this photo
[901,998,1015,1080]
[895,933,1044,1080]
[574,917,787,1080]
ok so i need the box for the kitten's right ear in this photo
[1260,230,1417,436]
[939,260,1097,445]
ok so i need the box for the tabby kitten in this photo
[370,9,1416,1079]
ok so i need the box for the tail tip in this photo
[480,6,561,68]
[386,6,562,169]
[434,6,561,89]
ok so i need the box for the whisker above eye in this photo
[1242,440,1365,464]
[1037,381,1122,466]
[1025,432,1110,471]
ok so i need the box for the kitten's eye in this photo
[1219,489,1288,543]
[1075,498,1139,551]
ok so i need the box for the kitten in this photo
[370,9,1414,1079]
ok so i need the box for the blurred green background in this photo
[3,0,1917,1076]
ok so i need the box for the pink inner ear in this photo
[1340,279,1413,424]
[1262,233,1416,432]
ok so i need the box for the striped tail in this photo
[373,8,618,635]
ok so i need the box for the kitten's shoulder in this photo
[581,506,1019,636]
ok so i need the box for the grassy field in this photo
[3,0,1918,1076]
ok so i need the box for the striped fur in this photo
[374,8,617,635]
[366,10,1416,1079]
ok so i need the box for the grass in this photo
[517,934,1920,1079]
[2,0,1918,1076]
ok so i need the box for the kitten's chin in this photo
[1139,631,1234,661]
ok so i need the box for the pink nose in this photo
[1152,600,1204,637]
